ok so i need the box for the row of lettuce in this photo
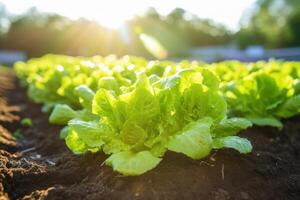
[14,55,300,175]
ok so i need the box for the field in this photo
[1,56,300,199]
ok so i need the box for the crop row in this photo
[14,55,300,175]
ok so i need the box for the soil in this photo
[1,70,300,200]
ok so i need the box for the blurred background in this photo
[0,0,300,64]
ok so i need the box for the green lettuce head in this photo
[62,68,252,175]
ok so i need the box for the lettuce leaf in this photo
[212,117,252,137]
[106,151,161,176]
[49,104,78,125]
[213,136,252,154]
[166,117,213,159]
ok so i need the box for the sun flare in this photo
[1,0,256,30]
[66,0,143,29]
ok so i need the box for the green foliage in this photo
[213,60,300,127]
[212,136,252,154]
[106,151,161,176]
[21,118,33,127]
[237,0,300,48]
[15,54,300,175]
[15,54,253,176]
[13,129,23,140]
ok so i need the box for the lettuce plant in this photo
[14,54,148,110]
[50,68,252,175]
[222,67,300,128]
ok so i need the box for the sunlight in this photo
[78,0,139,29]
[53,0,143,29]
[97,14,128,29]
[63,0,156,30]
[1,0,257,30]
[139,33,168,59]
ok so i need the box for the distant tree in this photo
[144,7,161,20]
[287,11,300,46]
[237,0,300,48]
[0,6,232,58]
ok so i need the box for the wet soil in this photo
[1,70,300,200]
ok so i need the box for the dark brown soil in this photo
[1,70,300,200]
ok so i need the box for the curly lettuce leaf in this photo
[166,117,213,159]
[59,126,69,139]
[75,85,95,110]
[213,136,252,154]
[49,104,78,125]
[65,130,99,154]
[276,95,300,118]
[247,117,283,128]
[68,119,108,148]
[212,117,252,137]
[105,151,161,176]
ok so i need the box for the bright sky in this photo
[0,0,256,30]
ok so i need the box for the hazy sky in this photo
[0,0,257,30]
